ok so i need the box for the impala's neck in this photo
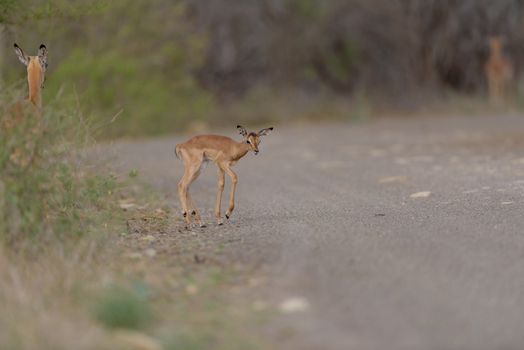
[489,40,504,59]
[232,141,250,161]
[27,58,43,108]
[491,49,503,60]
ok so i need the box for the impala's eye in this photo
[246,140,251,144]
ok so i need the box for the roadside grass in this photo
[0,86,269,349]
[0,84,121,349]
[0,83,119,247]
[0,220,268,350]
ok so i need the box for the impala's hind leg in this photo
[178,168,193,226]
[178,154,203,227]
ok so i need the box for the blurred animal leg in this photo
[215,166,225,225]
[224,164,238,219]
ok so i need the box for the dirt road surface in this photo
[96,114,524,350]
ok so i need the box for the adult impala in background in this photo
[14,43,48,114]
[485,36,513,104]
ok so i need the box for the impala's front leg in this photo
[215,167,225,225]
[224,166,238,219]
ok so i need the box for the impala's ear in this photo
[258,127,274,137]
[38,44,48,70]
[237,125,247,137]
[14,43,29,66]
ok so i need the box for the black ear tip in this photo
[269,127,274,130]
[14,43,18,48]
[39,44,46,49]
[237,125,242,128]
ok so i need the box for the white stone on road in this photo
[279,297,311,314]
[410,191,432,198]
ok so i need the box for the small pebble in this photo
[279,297,310,314]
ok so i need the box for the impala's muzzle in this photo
[254,150,259,155]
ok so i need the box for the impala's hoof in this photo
[183,212,187,218]
[218,222,224,226]
[199,224,207,228]
[191,210,196,216]
[225,214,230,219]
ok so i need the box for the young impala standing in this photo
[175,125,274,227]
[14,43,48,113]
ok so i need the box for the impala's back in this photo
[176,135,236,162]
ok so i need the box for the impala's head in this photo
[14,43,48,106]
[237,125,274,155]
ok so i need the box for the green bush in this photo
[0,85,117,246]
[93,284,152,330]
[163,334,209,350]
[46,48,214,137]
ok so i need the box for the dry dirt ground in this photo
[93,113,524,350]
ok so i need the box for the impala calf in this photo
[175,125,274,227]
[14,43,48,112]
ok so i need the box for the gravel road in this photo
[96,114,524,350]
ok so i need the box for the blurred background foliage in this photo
[2,0,524,138]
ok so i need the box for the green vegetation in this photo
[0,0,108,24]
[94,284,153,330]
[4,0,215,138]
[47,46,213,137]
[0,85,118,247]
